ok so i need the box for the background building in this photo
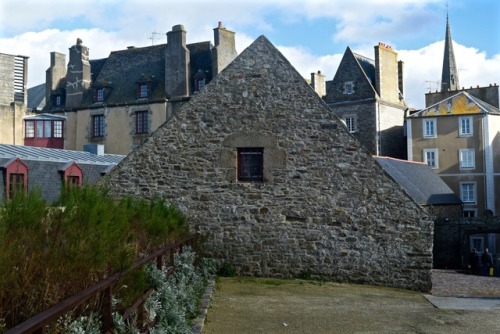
[0,52,29,146]
[41,22,237,154]
[324,43,407,159]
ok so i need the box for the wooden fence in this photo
[5,237,195,334]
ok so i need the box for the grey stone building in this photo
[104,36,433,291]
[324,44,408,159]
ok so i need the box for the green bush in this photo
[0,185,189,331]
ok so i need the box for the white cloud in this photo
[1,0,497,112]
[280,40,500,110]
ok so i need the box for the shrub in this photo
[0,185,188,330]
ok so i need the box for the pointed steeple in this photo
[441,15,459,92]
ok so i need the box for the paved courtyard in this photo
[201,270,500,334]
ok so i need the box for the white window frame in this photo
[459,117,473,137]
[423,118,436,138]
[344,116,357,133]
[343,81,354,94]
[459,149,475,169]
[139,84,148,98]
[423,148,438,169]
[461,182,476,204]
[464,209,477,219]
[25,121,35,138]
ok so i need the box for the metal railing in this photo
[5,237,195,334]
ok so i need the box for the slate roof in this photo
[27,83,46,110]
[408,91,500,118]
[77,41,212,108]
[0,144,124,165]
[352,51,376,87]
[374,156,462,206]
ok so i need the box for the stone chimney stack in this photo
[65,38,91,108]
[45,52,66,107]
[165,24,190,98]
[310,70,326,97]
[211,21,237,75]
[374,42,401,105]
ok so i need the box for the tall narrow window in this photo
[92,115,105,137]
[25,121,35,138]
[423,149,438,168]
[238,148,263,182]
[459,117,472,136]
[461,183,476,203]
[344,116,357,133]
[459,149,475,169]
[36,120,44,138]
[54,121,63,138]
[423,119,436,138]
[139,84,148,98]
[55,95,62,106]
[96,88,105,102]
[9,173,25,199]
[44,120,52,138]
[135,111,148,134]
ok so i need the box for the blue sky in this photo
[0,0,498,109]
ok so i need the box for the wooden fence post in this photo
[102,286,113,333]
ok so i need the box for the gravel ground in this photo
[202,271,500,334]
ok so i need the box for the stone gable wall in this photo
[324,50,376,104]
[329,102,377,154]
[105,37,433,291]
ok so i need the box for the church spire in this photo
[441,15,459,92]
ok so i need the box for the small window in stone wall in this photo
[343,81,354,94]
[238,148,263,181]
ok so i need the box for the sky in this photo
[0,0,499,110]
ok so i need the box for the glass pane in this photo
[44,120,51,137]
[36,121,43,138]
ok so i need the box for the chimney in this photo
[165,24,190,98]
[45,52,66,107]
[398,60,404,97]
[311,71,326,97]
[211,21,237,75]
[374,42,401,105]
[65,38,91,108]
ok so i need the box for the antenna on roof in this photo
[425,80,440,92]
[149,32,166,46]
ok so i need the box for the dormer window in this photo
[343,81,354,94]
[55,95,62,106]
[95,88,105,102]
[197,78,206,91]
[139,84,148,98]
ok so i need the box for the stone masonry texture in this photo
[104,36,433,292]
